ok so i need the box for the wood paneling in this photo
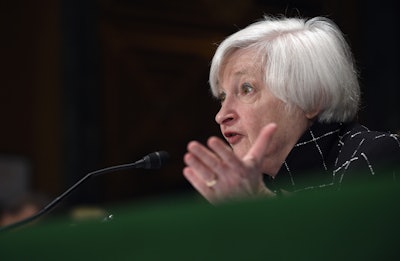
[2,0,397,206]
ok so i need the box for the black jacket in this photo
[265,122,400,193]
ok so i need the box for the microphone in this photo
[0,151,170,232]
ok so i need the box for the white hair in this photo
[209,16,360,123]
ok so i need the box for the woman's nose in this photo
[215,103,236,125]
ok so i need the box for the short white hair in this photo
[209,16,360,123]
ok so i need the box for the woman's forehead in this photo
[219,50,262,83]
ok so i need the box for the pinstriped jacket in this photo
[265,122,400,193]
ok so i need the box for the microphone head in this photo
[143,151,170,169]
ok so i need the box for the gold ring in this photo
[206,178,217,187]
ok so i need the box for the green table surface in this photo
[0,180,399,260]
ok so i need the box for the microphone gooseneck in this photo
[0,151,170,232]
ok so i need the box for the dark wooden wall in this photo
[0,1,63,204]
[0,0,398,207]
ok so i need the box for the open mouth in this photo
[224,132,241,144]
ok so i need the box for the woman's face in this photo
[215,49,310,174]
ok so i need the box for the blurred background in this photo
[0,0,399,213]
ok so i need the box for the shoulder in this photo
[336,123,400,175]
[340,123,400,157]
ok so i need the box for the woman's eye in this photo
[217,92,226,103]
[241,83,254,95]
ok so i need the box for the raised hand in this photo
[183,123,277,204]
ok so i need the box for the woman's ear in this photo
[305,109,319,120]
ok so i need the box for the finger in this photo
[184,150,217,183]
[207,136,244,171]
[244,123,277,167]
[187,140,217,161]
[183,166,217,204]
[186,140,224,180]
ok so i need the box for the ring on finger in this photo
[206,177,218,187]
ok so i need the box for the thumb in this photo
[243,123,277,169]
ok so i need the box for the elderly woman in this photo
[183,16,400,204]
